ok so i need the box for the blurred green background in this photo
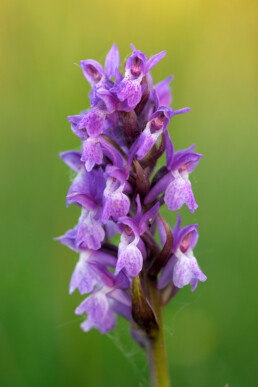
[0,0,257,386]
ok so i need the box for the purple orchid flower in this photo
[66,165,105,209]
[77,87,118,138]
[76,271,131,334]
[112,44,166,111]
[81,134,125,172]
[75,208,105,250]
[59,150,103,209]
[115,198,160,277]
[81,137,103,171]
[136,106,190,160]
[69,250,117,295]
[164,142,203,213]
[58,45,207,378]
[136,106,173,159]
[56,228,118,295]
[144,138,202,213]
[71,45,120,140]
[80,43,120,86]
[57,209,105,251]
[58,158,107,249]
[158,214,207,291]
[67,192,105,250]
[101,166,131,224]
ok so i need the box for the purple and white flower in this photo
[112,44,166,111]
[57,44,206,338]
[76,272,131,334]
[115,198,159,277]
[80,43,120,86]
[69,250,116,295]
[144,142,202,213]
[158,215,207,291]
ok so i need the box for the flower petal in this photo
[145,51,166,73]
[76,209,105,250]
[59,151,82,172]
[54,227,78,251]
[164,176,198,213]
[78,109,106,138]
[136,127,160,160]
[67,115,88,140]
[76,292,116,334]
[118,80,142,108]
[82,137,103,171]
[102,181,130,223]
[69,253,97,295]
[104,43,120,79]
[115,243,143,277]
[173,253,207,291]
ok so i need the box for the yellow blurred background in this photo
[0,0,257,386]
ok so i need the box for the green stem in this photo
[147,278,171,387]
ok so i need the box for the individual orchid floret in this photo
[113,44,166,111]
[80,43,120,86]
[101,178,130,223]
[116,232,143,278]
[58,210,105,251]
[136,106,190,160]
[59,151,105,209]
[66,166,105,210]
[79,50,119,139]
[81,59,105,86]
[81,134,125,172]
[101,167,131,224]
[164,143,202,213]
[164,173,198,213]
[115,198,160,277]
[144,139,202,213]
[125,44,166,79]
[159,215,206,291]
[69,250,117,295]
[76,272,132,334]
[59,166,107,250]
[77,86,118,138]
[77,291,116,333]
[125,45,147,80]
[136,106,174,160]
[56,224,112,256]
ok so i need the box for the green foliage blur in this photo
[0,0,257,386]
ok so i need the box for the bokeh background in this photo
[0,0,257,386]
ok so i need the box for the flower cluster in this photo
[57,44,206,335]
